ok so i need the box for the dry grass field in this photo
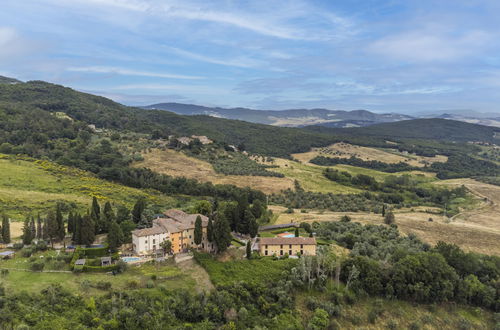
[292,142,447,167]
[269,198,500,256]
[133,149,295,194]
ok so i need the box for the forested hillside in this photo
[0,80,337,157]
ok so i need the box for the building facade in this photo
[132,209,215,255]
[259,237,316,257]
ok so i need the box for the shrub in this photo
[95,281,112,290]
[21,248,34,258]
[30,261,45,272]
[146,280,155,288]
[127,280,139,289]
[13,243,24,250]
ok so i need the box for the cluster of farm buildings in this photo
[132,209,317,257]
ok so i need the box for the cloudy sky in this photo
[1,0,500,113]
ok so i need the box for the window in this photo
[300,250,303,255]
[289,250,292,255]
[300,244,303,248]
[265,250,268,256]
[289,244,292,248]
[265,245,268,249]
[280,244,283,249]
[153,239,156,244]
[189,235,192,239]
[145,240,148,244]
[280,250,283,256]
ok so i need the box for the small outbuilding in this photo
[75,259,86,266]
[101,257,112,266]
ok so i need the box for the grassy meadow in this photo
[0,154,179,220]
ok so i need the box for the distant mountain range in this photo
[143,102,414,128]
[144,102,500,128]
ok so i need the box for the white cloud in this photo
[0,27,38,61]
[368,29,492,62]
[67,66,203,79]
[163,47,263,68]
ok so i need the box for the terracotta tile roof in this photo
[259,237,317,245]
[132,226,166,237]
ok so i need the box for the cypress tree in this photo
[107,220,124,252]
[29,216,36,241]
[22,218,33,245]
[384,211,396,225]
[80,213,95,246]
[90,197,100,234]
[194,215,203,246]
[246,241,252,259]
[295,227,299,237]
[207,215,214,242]
[213,213,232,253]
[73,213,82,244]
[46,210,58,247]
[2,214,10,243]
[36,213,42,239]
[132,198,145,224]
[101,202,114,233]
[42,216,49,240]
[382,204,386,217]
[56,204,65,241]
[67,211,74,234]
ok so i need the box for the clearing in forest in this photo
[133,149,294,194]
[292,142,447,167]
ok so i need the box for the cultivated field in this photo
[292,142,447,167]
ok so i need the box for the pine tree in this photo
[56,203,65,241]
[80,213,95,246]
[194,215,203,246]
[36,213,42,240]
[207,215,214,242]
[107,220,124,252]
[246,241,252,259]
[2,214,10,243]
[21,218,33,245]
[132,198,145,224]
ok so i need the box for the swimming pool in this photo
[122,257,141,263]
[277,232,295,238]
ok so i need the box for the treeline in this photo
[430,154,500,179]
[310,155,420,172]
[304,221,500,311]
[323,169,468,210]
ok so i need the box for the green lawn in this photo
[0,154,179,219]
[194,252,298,287]
[0,256,196,295]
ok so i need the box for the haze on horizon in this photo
[1,0,500,114]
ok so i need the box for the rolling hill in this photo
[306,118,500,143]
[143,102,413,127]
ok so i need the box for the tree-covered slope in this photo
[0,80,337,157]
[306,118,500,143]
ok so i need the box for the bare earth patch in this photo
[292,142,447,167]
[133,149,294,194]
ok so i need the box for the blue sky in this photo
[1,0,500,113]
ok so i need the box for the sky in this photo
[1,0,500,113]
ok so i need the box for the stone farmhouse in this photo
[259,237,317,257]
[132,209,215,255]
